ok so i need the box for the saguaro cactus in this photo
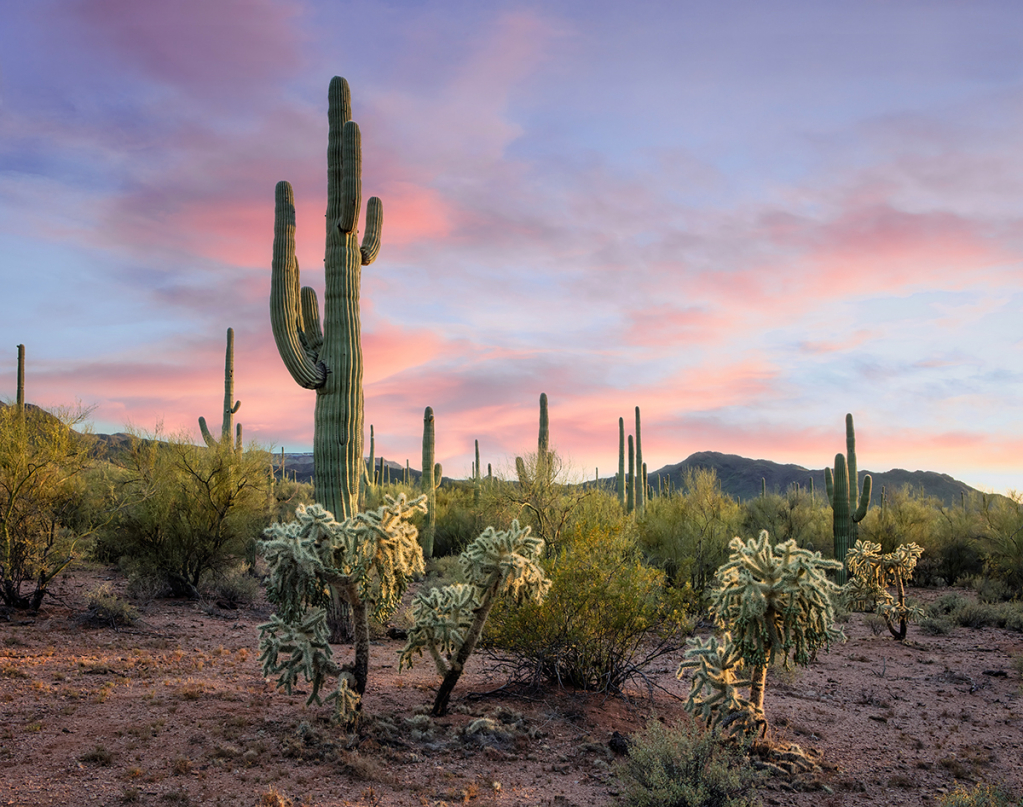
[270,77,382,522]
[421,407,438,557]
[634,406,645,512]
[617,417,626,508]
[199,327,242,451]
[825,414,872,584]
[15,344,25,416]
[400,520,550,715]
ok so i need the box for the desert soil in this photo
[1,566,1021,807]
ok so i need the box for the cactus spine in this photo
[199,327,242,451]
[270,77,382,522]
[422,407,437,557]
[824,414,872,584]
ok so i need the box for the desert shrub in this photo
[0,403,100,609]
[928,592,970,617]
[962,574,1014,604]
[919,615,955,635]
[94,431,274,598]
[924,501,986,586]
[859,485,940,554]
[78,583,138,628]
[637,468,743,593]
[486,520,695,693]
[954,600,1003,629]
[980,492,1023,596]
[208,566,261,608]
[614,718,761,807]
[741,486,829,551]
[939,783,1023,807]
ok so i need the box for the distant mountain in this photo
[643,451,980,506]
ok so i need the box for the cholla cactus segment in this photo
[845,539,924,639]
[677,632,757,731]
[711,531,844,670]
[325,673,362,724]
[399,583,478,674]
[458,520,550,603]
[257,608,335,706]
[257,494,426,720]
[401,520,551,714]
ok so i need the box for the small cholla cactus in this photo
[845,539,924,641]
[257,494,427,725]
[400,520,550,715]
[678,531,844,733]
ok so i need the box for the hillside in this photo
[644,450,981,506]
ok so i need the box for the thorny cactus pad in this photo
[400,520,550,715]
[845,539,925,641]
[258,494,426,725]
[680,531,844,732]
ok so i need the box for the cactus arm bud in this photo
[360,197,382,265]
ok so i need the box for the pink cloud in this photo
[68,0,306,102]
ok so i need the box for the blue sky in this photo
[2,0,1023,493]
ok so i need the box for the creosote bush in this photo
[486,510,695,694]
[614,717,761,807]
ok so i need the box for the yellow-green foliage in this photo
[486,521,695,693]
[258,494,426,722]
[845,539,924,640]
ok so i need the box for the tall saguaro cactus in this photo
[421,407,440,557]
[199,327,242,451]
[15,344,25,418]
[617,417,626,508]
[270,77,382,522]
[824,413,871,584]
[634,406,645,512]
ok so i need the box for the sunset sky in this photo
[2,1,1023,493]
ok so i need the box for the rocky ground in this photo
[1,566,1021,807]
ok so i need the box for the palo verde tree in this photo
[0,401,94,610]
[258,494,427,725]
[399,520,550,715]
[845,539,924,641]
[678,531,844,734]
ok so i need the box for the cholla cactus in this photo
[400,520,550,715]
[678,531,843,732]
[677,633,757,733]
[845,539,924,641]
[257,494,427,725]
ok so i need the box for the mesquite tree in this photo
[845,539,924,640]
[399,520,550,715]
[258,494,426,725]
[678,531,843,733]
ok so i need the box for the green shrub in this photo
[919,615,955,635]
[208,566,261,608]
[637,469,742,593]
[939,783,1023,807]
[962,574,1014,604]
[614,718,761,807]
[486,520,695,693]
[95,431,274,598]
[78,583,138,628]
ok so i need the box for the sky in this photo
[2,0,1023,494]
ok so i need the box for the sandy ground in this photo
[1,566,1021,807]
